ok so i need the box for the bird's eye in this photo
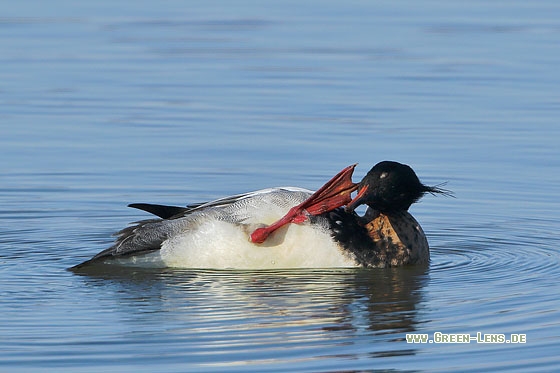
[379,172,388,179]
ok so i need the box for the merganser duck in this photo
[72,161,450,270]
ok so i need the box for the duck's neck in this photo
[353,208,430,268]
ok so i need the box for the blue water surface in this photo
[1,1,559,372]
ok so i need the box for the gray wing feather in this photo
[75,218,174,267]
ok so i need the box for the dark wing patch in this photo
[128,203,189,219]
[71,218,172,268]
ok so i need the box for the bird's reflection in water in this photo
[72,264,429,339]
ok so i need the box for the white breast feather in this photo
[153,188,357,269]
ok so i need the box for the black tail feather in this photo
[128,203,188,219]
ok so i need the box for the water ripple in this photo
[430,219,560,286]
